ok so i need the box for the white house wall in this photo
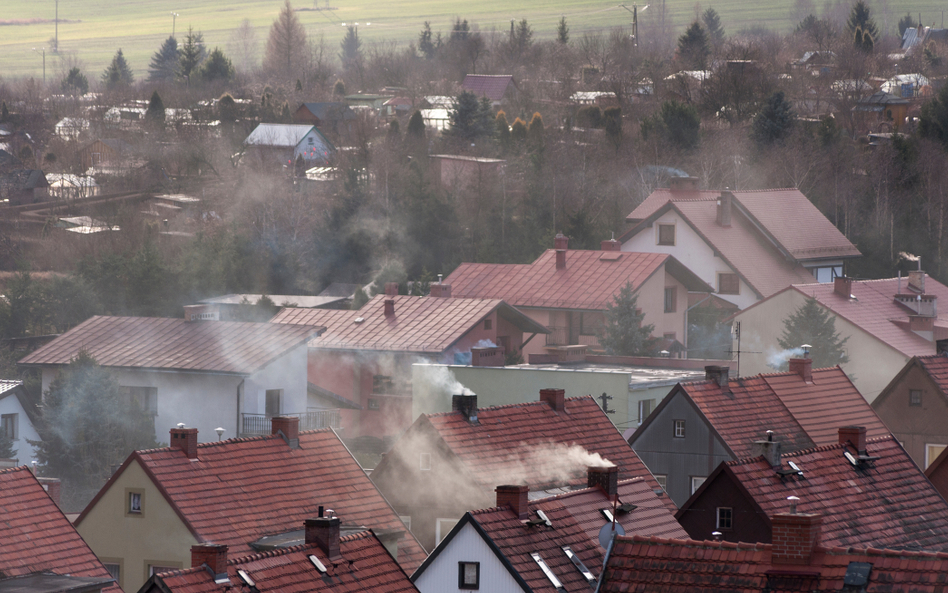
[244,343,309,419]
[621,212,759,309]
[0,394,41,464]
[413,522,525,593]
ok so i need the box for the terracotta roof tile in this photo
[271,295,545,353]
[18,316,319,374]
[726,435,948,551]
[79,430,426,573]
[0,467,116,588]
[446,250,698,309]
[151,532,417,593]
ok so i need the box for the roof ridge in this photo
[533,477,646,503]
[727,434,896,464]
[0,465,31,476]
[143,427,338,455]
[426,394,594,418]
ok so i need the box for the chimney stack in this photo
[601,239,621,252]
[271,416,300,448]
[555,233,568,270]
[305,517,342,561]
[838,426,867,455]
[771,512,822,566]
[587,466,619,497]
[170,427,199,460]
[716,191,733,227]
[452,394,478,423]
[788,356,812,383]
[191,544,229,582]
[753,431,782,469]
[38,477,62,507]
[908,270,926,293]
[669,176,699,192]
[539,388,566,412]
[704,366,729,390]
[384,298,395,317]
[384,282,399,296]
[496,484,529,520]
[834,276,853,298]
[429,283,452,298]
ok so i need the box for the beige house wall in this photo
[76,460,197,593]
[731,289,912,402]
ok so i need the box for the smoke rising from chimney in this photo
[481,442,615,488]
[767,347,804,370]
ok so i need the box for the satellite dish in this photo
[598,521,626,549]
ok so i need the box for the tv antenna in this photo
[728,321,761,377]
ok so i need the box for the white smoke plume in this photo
[766,346,804,370]
[481,442,616,487]
[423,364,474,396]
[899,251,920,262]
[474,339,497,348]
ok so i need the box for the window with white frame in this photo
[673,419,686,438]
[0,414,17,441]
[691,476,706,494]
[638,399,655,425]
[435,518,457,544]
[654,474,667,491]
[926,444,947,469]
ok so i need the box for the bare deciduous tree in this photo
[263,0,308,82]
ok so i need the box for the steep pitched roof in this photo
[0,467,115,587]
[75,430,427,572]
[244,124,318,148]
[147,532,417,593]
[876,355,948,411]
[461,75,516,102]
[706,436,948,551]
[600,534,948,593]
[446,250,711,310]
[270,294,547,354]
[742,278,948,358]
[18,316,320,375]
[422,396,667,500]
[298,102,356,122]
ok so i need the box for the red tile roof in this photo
[423,396,670,507]
[666,367,888,458]
[746,278,948,358]
[149,532,418,593]
[699,436,948,551]
[0,467,115,587]
[626,188,860,261]
[601,534,948,593]
[461,74,515,102]
[445,250,710,310]
[270,295,547,353]
[18,316,319,375]
[917,354,948,391]
[75,430,427,573]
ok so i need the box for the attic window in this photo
[237,570,255,587]
[308,555,327,573]
[910,390,922,406]
[458,562,480,589]
[843,562,872,587]
[718,273,739,295]
[716,507,732,530]
[673,419,686,438]
[562,546,596,583]
[658,224,675,246]
[531,553,564,590]
[484,319,492,330]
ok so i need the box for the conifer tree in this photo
[144,90,165,130]
[751,91,795,146]
[101,49,134,90]
[677,21,710,69]
[495,110,511,148]
[61,67,89,95]
[846,0,878,40]
[264,0,308,80]
[178,27,207,86]
[598,282,657,356]
[556,16,570,44]
[777,297,849,369]
[200,47,235,83]
[407,110,426,141]
[148,36,179,83]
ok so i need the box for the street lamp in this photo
[31,47,45,86]
[171,12,179,38]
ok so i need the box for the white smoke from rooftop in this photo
[766,346,804,370]
[481,442,615,487]
[423,364,474,396]
[474,339,497,348]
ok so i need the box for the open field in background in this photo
[0,0,946,84]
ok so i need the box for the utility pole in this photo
[54,0,59,53]
[598,392,615,414]
[32,47,46,86]
[620,4,649,48]
[171,11,179,38]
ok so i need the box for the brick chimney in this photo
[838,426,867,455]
[788,356,812,383]
[183,304,220,322]
[38,477,61,507]
[908,270,926,293]
[384,282,399,296]
[753,432,782,469]
[587,466,619,497]
[191,544,228,581]
[271,416,300,448]
[429,283,452,298]
[910,314,935,333]
[539,388,566,412]
[555,233,568,270]
[452,394,478,423]
[834,276,853,298]
[771,512,822,566]
[705,366,729,389]
[170,427,199,460]
[716,191,733,227]
[496,484,529,520]
[601,239,621,252]
[669,176,699,192]
[384,298,395,317]
[305,516,342,561]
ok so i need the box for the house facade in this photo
[242,123,335,167]
[0,380,41,465]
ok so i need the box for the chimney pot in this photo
[771,512,822,565]
[834,276,853,298]
[191,544,228,579]
[601,239,621,252]
[788,357,813,383]
[271,416,300,448]
[587,466,619,497]
[539,388,566,412]
[305,517,342,561]
[496,484,529,520]
[170,427,199,460]
[384,282,399,296]
[429,283,452,298]
[716,191,733,227]
[838,426,867,454]
[554,233,569,250]
[384,298,395,317]
[452,394,478,423]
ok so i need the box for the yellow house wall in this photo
[732,289,912,402]
[76,460,198,593]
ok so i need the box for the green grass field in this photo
[0,0,945,83]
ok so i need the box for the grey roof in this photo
[244,124,316,148]
[299,102,356,122]
[0,573,114,593]
[1,170,48,191]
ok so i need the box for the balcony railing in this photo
[545,326,568,346]
[241,410,341,437]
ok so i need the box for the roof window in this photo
[308,555,327,573]
[562,546,595,583]
[531,553,565,591]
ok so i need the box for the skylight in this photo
[531,553,565,590]
[237,570,255,587]
[600,508,614,522]
[536,510,552,527]
[308,555,327,573]
[562,546,595,583]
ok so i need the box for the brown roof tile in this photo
[150,532,418,593]
[75,430,427,573]
[18,316,320,375]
